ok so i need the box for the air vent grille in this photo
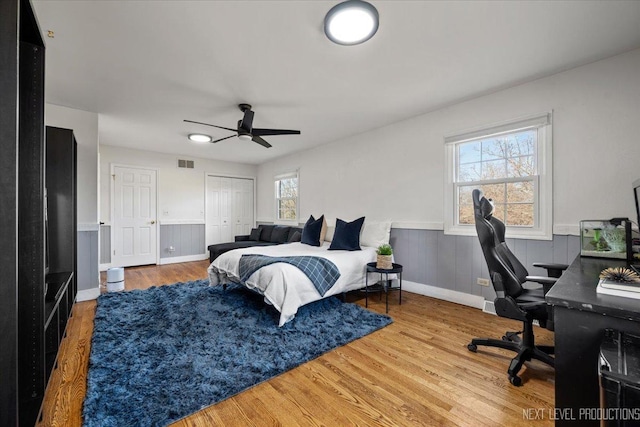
[177,159,195,169]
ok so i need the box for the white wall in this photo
[99,145,257,224]
[257,48,640,234]
[45,104,99,225]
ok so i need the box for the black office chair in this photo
[467,189,568,386]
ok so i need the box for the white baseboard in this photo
[159,254,208,265]
[77,287,100,302]
[403,280,485,309]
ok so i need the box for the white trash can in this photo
[106,267,125,292]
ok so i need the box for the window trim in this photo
[444,112,553,240]
[274,170,299,224]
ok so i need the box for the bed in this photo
[207,241,379,326]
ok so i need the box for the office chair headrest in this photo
[472,189,494,220]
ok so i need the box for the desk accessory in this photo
[597,267,640,298]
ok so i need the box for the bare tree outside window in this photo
[457,129,536,227]
[276,175,298,221]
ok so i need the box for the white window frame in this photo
[444,112,553,240]
[274,170,299,224]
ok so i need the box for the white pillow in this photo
[360,221,392,248]
[324,225,335,242]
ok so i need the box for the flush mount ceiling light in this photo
[324,0,379,46]
[188,133,212,143]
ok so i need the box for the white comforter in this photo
[208,242,377,326]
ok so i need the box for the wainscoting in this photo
[77,226,100,301]
[100,223,207,267]
[100,224,110,265]
[99,222,580,306]
[390,228,581,304]
[159,223,206,263]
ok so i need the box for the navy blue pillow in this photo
[301,215,324,246]
[329,217,365,251]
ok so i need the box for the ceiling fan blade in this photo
[251,128,301,136]
[252,135,272,148]
[211,134,236,143]
[240,109,254,132]
[183,119,237,133]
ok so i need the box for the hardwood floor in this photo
[40,261,555,426]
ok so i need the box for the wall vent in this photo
[483,300,496,315]
[177,159,195,169]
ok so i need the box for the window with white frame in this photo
[444,112,553,240]
[275,171,298,222]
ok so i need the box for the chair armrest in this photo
[525,275,557,285]
[532,262,569,278]
[234,235,251,242]
[526,275,558,294]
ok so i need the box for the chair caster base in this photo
[467,343,477,352]
[509,375,522,386]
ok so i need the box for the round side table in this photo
[365,262,403,313]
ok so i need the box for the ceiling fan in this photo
[184,104,300,148]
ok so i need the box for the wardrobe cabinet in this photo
[0,1,78,425]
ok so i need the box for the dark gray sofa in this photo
[207,224,302,263]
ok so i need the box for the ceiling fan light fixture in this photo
[188,133,213,143]
[324,0,379,46]
[238,134,252,142]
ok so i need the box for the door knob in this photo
[150,220,156,224]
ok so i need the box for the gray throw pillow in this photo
[249,228,260,241]
[270,226,290,243]
[288,231,302,243]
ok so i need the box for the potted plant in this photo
[376,244,393,269]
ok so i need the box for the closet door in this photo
[205,176,221,247]
[240,179,254,235]
[219,178,233,243]
[206,176,254,246]
[233,178,254,236]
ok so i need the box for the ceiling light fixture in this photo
[188,133,212,143]
[238,134,252,142]
[324,0,379,46]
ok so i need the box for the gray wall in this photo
[100,224,110,264]
[77,230,99,291]
[159,224,205,259]
[391,228,580,301]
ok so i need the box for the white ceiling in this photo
[33,1,640,165]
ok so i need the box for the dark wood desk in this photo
[546,255,640,426]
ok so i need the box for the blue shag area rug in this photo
[83,280,392,427]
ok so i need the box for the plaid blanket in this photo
[239,254,341,296]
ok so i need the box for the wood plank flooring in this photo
[39,260,555,426]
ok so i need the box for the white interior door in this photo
[112,166,157,267]
[206,175,254,247]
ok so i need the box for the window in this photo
[444,112,553,240]
[275,171,298,222]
